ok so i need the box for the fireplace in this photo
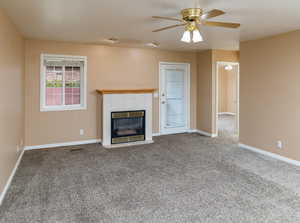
[97,89,154,148]
[111,110,145,144]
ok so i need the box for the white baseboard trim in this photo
[152,132,161,137]
[194,129,217,138]
[239,143,300,167]
[195,129,211,137]
[24,139,101,151]
[0,149,24,206]
[153,129,198,137]
[218,112,236,115]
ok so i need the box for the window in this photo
[40,54,87,111]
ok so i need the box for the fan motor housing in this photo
[181,8,202,22]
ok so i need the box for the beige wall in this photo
[196,50,213,133]
[24,40,197,146]
[218,67,228,113]
[240,31,300,161]
[0,9,24,196]
[218,65,238,113]
[197,50,239,133]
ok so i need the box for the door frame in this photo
[215,61,240,137]
[159,62,191,135]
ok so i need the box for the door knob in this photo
[162,101,166,104]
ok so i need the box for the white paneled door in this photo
[160,63,189,134]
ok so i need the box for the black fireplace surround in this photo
[111,110,145,144]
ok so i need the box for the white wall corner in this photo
[239,143,300,167]
[0,149,25,206]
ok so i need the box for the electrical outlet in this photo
[80,129,84,136]
[276,140,283,149]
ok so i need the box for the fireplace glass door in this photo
[111,110,145,144]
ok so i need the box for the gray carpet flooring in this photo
[1,134,300,223]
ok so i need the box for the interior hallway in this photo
[218,114,237,139]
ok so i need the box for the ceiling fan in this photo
[152,8,240,43]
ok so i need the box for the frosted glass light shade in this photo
[181,30,191,43]
[192,29,203,42]
[225,65,233,70]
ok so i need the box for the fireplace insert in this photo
[111,110,145,144]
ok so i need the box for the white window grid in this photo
[40,54,87,112]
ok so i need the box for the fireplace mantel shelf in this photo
[97,89,156,95]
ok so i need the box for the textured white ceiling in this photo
[1,0,300,51]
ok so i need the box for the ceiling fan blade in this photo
[202,21,240,28]
[152,16,183,22]
[201,9,225,19]
[152,24,185,32]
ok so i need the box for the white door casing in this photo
[159,62,190,134]
[215,61,240,136]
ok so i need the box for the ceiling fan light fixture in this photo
[153,8,240,45]
[192,29,203,43]
[181,30,191,43]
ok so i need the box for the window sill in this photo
[40,105,87,112]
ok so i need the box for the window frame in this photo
[40,54,87,112]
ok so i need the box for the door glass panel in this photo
[165,69,185,128]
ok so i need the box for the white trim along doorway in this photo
[215,61,240,137]
[159,62,191,135]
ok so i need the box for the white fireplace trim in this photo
[102,93,153,147]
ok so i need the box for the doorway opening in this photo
[216,62,239,139]
[159,62,190,135]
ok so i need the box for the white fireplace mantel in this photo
[97,89,156,148]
